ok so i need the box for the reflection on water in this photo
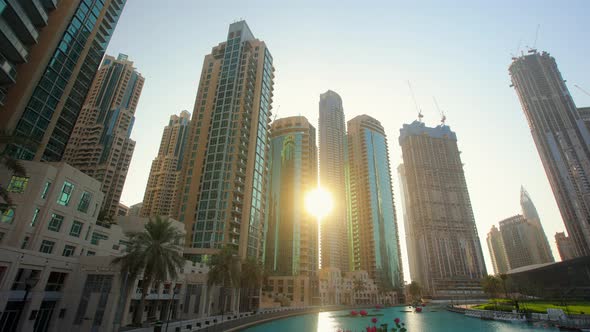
[243,306,561,332]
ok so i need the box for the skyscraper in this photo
[499,215,551,270]
[318,90,349,272]
[175,21,274,262]
[1,0,127,162]
[346,115,403,290]
[555,232,576,261]
[487,225,510,274]
[520,187,554,262]
[63,54,144,219]
[265,116,318,277]
[510,51,590,257]
[399,121,486,297]
[141,110,191,218]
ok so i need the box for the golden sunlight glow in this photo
[305,187,333,220]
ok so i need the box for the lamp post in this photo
[19,274,40,329]
[164,285,179,332]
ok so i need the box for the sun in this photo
[305,187,333,219]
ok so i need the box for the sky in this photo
[106,0,590,280]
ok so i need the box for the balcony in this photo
[0,17,29,62]
[4,0,39,44]
[19,0,49,27]
[40,0,57,9]
[0,53,16,84]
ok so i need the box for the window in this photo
[1,209,14,224]
[0,232,4,242]
[91,232,108,245]
[41,181,51,199]
[70,221,83,237]
[30,208,40,226]
[21,236,29,249]
[57,181,74,206]
[40,240,55,254]
[48,214,64,232]
[12,269,41,290]
[45,272,68,291]
[86,251,95,256]
[7,176,29,193]
[62,245,76,257]
[77,192,92,213]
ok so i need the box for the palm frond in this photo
[0,156,26,176]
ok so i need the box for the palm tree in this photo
[408,281,422,302]
[499,273,509,299]
[207,245,240,315]
[353,277,366,305]
[240,257,263,311]
[112,217,185,326]
[481,275,501,299]
[0,130,35,213]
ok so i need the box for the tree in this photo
[481,275,501,299]
[353,277,366,304]
[112,217,185,326]
[207,245,240,314]
[239,257,263,311]
[499,273,509,299]
[408,281,422,302]
[0,130,35,213]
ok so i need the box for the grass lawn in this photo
[472,300,590,315]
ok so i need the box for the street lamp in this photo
[19,274,40,328]
[164,285,179,332]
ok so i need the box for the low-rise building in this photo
[317,268,398,306]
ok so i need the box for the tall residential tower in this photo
[346,115,403,290]
[510,51,590,257]
[63,54,144,219]
[399,121,486,298]
[318,90,349,272]
[1,0,127,162]
[141,110,191,218]
[487,225,510,274]
[175,21,274,262]
[265,116,318,277]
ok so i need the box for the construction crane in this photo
[433,97,446,125]
[575,84,590,97]
[407,81,423,122]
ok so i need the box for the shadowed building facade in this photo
[264,116,318,277]
[318,90,349,272]
[141,110,190,218]
[487,225,510,274]
[555,232,576,261]
[510,51,590,257]
[175,21,274,262]
[398,121,486,298]
[1,0,128,162]
[63,54,144,219]
[346,115,403,290]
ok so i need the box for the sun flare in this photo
[305,187,333,219]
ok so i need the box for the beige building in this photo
[0,0,127,162]
[174,21,275,262]
[127,202,143,217]
[555,232,576,261]
[141,110,191,218]
[63,54,144,219]
[262,276,315,308]
[487,225,510,274]
[317,268,397,306]
[117,203,129,216]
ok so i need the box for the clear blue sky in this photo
[107,0,590,280]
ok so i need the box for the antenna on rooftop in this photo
[273,105,280,122]
[407,81,423,122]
[526,25,540,53]
[433,97,446,125]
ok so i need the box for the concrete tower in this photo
[510,51,590,257]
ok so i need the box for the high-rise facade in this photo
[318,90,349,271]
[63,54,144,219]
[555,232,576,261]
[398,121,486,297]
[175,21,274,262]
[264,116,318,277]
[520,187,554,262]
[499,215,550,270]
[510,51,590,257]
[346,115,403,290]
[1,0,127,162]
[487,225,510,274]
[141,110,190,218]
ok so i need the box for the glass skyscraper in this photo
[265,116,318,277]
[175,21,274,262]
[1,0,127,162]
[347,115,403,290]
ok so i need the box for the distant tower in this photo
[498,215,553,270]
[399,121,486,297]
[487,225,510,274]
[510,51,590,257]
[520,187,554,262]
[141,111,191,218]
[64,54,144,219]
[265,116,318,277]
[318,90,349,271]
[555,232,577,261]
[347,115,403,289]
